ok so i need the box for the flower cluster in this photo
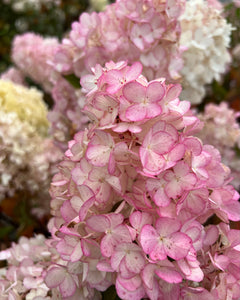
[196,102,240,190]
[60,0,184,82]
[47,77,89,150]
[179,0,233,104]
[11,33,59,92]
[0,80,62,216]
[0,67,26,86]
[46,0,186,147]
[0,235,60,299]
[46,61,240,299]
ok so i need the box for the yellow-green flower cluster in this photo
[0,79,49,136]
[0,80,62,215]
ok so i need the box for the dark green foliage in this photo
[0,0,89,74]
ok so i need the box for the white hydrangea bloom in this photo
[180,0,233,104]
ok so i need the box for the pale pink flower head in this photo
[12,33,59,92]
[0,67,26,86]
[45,60,240,299]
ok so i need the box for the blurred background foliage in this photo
[0,0,89,74]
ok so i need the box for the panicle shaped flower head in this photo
[0,235,59,300]
[179,0,233,104]
[47,0,186,148]
[0,67,26,86]
[12,32,59,92]
[46,61,240,299]
[0,80,62,216]
[197,102,240,190]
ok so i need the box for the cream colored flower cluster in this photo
[0,80,49,136]
[0,80,61,215]
[180,0,233,104]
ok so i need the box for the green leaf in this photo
[0,225,14,239]
[63,74,81,89]
[102,286,121,300]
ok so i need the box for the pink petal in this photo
[86,144,111,166]
[79,197,95,221]
[45,267,65,288]
[145,103,162,119]
[86,215,110,232]
[146,82,165,102]
[224,201,240,221]
[149,131,175,155]
[101,234,116,257]
[70,242,83,262]
[59,274,76,298]
[123,81,146,103]
[155,218,181,236]
[155,267,182,283]
[111,250,126,271]
[142,264,156,289]
[154,188,170,207]
[129,211,153,232]
[165,232,192,260]
[125,246,145,274]
[126,62,142,81]
[61,200,78,222]
[165,84,182,102]
[140,225,166,260]
[126,104,147,121]
[117,275,142,292]
[116,278,146,300]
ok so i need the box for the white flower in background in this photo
[3,0,60,11]
[180,0,233,104]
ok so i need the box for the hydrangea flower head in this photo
[46,61,240,299]
[0,79,49,135]
[179,0,233,104]
[12,33,59,92]
[197,102,240,190]
[0,80,62,215]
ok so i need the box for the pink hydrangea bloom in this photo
[0,67,26,86]
[12,33,59,92]
[43,61,240,299]
[45,0,186,148]
[197,102,240,190]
